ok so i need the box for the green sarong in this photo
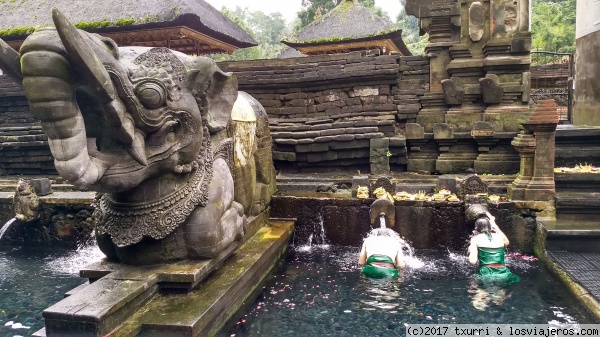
[477,247,520,285]
[361,254,399,279]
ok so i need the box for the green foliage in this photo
[210,6,290,61]
[395,8,427,55]
[531,0,575,53]
[0,26,35,37]
[115,18,135,27]
[296,0,380,29]
[74,19,112,30]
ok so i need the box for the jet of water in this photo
[379,214,386,228]
[0,217,17,242]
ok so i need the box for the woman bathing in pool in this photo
[358,227,406,278]
[468,212,520,284]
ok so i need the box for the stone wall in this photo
[0,74,56,175]
[0,198,94,248]
[218,51,431,173]
[271,195,535,252]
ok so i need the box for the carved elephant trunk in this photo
[21,28,107,185]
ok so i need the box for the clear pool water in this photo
[0,245,103,337]
[229,246,596,337]
[0,244,595,337]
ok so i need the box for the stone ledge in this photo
[34,219,293,337]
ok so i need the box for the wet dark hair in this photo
[474,217,492,234]
[368,227,400,238]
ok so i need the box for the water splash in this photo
[0,217,17,242]
[45,236,104,275]
[364,228,424,269]
[295,214,330,252]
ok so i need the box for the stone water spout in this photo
[465,203,489,226]
[370,198,395,229]
[13,179,40,222]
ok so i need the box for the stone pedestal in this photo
[33,217,293,337]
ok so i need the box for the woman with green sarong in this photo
[358,228,406,278]
[468,212,520,285]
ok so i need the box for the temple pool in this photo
[0,244,595,337]
[0,245,102,337]
[228,246,596,336]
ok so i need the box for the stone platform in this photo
[32,219,294,337]
[537,219,600,321]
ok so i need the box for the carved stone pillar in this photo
[508,132,536,200]
[509,100,559,218]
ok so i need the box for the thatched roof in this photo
[0,0,257,55]
[277,47,306,59]
[282,0,410,56]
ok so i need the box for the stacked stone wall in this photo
[218,51,431,172]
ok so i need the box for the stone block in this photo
[320,129,346,136]
[352,175,370,197]
[272,151,296,161]
[353,87,379,96]
[445,113,484,132]
[433,123,454,139]
[437,176,457,193]
[30,178,53,196]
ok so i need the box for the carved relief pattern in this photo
[372,177,394,194]
[94,127,213,247]
[214,138,234,174]
[460,174,489,196]
[133,47,186,83]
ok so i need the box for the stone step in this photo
[555,192,600,220]
[0,178,80,192]
[33,219,293,337]
[542,220,600,253]
[555,173,600,193]
[0,134,48,142]
[394,182,436,194]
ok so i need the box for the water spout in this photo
[0,217,17,242]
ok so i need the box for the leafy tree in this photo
[296,0,386,29]
[396,8,427,55]
[531,0,575,53]
[210,6,290,61]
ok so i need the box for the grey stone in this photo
[29,178,52,196]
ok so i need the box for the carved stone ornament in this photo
[94,128,213,247]
[372,176,394,195]
[469,2,485,42]
[460,174,489,197]
[13,179,40,222]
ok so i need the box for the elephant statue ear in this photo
[187,58,238,134]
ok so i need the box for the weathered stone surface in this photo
[469,2,485,42]
[370,138,390,174]
[441,77,465,105]
[433,123,454,140]
[480,74,504,104]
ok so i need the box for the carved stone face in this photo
[18,9,237,192]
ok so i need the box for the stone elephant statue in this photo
[0,8,276,264]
